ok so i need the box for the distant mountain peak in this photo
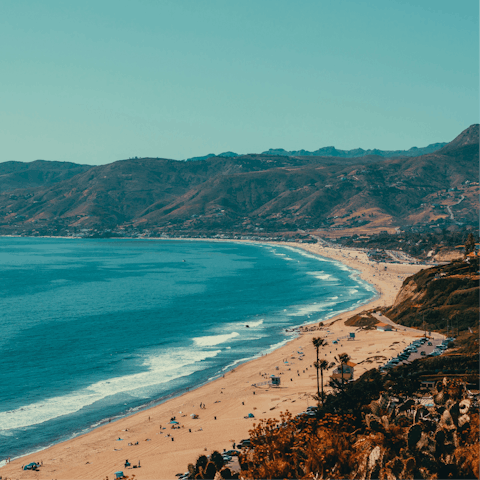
[185,151,239,161]
[438,124,479,154]
[185,140,450,161]
[261,142,447,159]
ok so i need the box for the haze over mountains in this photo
[0,161,91,193]
[0,125,477,238]
[185,141,447,161]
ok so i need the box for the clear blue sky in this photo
[1,0,478,165]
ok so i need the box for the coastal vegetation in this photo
[184,354,479,479]
[312,337,328,400]
[188,355,479,479]
[185,256,479,479]
[386,257,479,333]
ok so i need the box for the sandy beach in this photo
[1,241,431,480]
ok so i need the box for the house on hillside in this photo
[377,322,393,332]
[330,361,356,382]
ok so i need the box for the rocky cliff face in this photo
[386,259,479,333]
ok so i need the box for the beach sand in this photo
[1,241,430,480]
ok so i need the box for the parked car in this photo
[420,351,426,356]
[224,450,240,457]
[237,439,251,448]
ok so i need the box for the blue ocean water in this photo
[0,238,375,459]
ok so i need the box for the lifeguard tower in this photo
[252,375,281,388]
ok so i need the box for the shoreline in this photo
[0,239,429,479]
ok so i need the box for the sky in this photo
[1,0,478,165]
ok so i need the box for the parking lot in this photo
[381,336,453,370]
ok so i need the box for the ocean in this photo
[0,238,376,460]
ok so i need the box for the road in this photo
[446,195,465,222]
[371,312,445,340]
[385,250,419,264]
[372,312,446,366]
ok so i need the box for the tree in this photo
[334,353,351,387]
[312,337,328,399]
[465,233,476,256]
[210,451,224,470]
[314,359,335,404]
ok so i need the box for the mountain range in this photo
[0,125,477,237]
[185,142,447,161]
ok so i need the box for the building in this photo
[376,322,393,331]
[330,361,356,382]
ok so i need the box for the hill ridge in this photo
[0,125,477,237]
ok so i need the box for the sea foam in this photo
[0,348,221,431]
[193,332,240,347]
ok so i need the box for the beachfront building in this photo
[330,361,356,382]
[376,322,393,332]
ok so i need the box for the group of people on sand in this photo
[124,459,141,468]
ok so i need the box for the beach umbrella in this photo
[169,420,179,424]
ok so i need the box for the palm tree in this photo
[312,337,328,398]
[314,359,335,404]
[334,353,351,387]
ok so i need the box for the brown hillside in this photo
[0,125,478,235]
[0,160,92,193]
[385,258,479,333]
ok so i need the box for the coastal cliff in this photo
[386,258,479,333]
